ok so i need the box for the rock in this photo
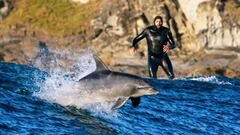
[0,52,4,61]
[178,0,240,49]
[0,0,13,21]
[71,0,89,4]
[106,15,118,27]
[178,0,210,23]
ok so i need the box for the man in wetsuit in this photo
[130,16,176,79]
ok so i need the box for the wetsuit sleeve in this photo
[132,29,147,48]
[167,31,176,49]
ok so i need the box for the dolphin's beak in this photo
[145,88,159,95]
[137,86,159,95]
[137,86,152,89]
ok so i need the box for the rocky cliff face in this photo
[184,0,240,49]
[0,0,239,78]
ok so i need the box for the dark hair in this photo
[153,16,163,24]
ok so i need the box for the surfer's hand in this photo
[163,45,170,53]
[130,47,137,56]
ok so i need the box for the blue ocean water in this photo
[0,60,240,135]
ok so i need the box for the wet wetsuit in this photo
[132,25,176,79]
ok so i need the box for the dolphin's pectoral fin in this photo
[130,97,141,108]
[111,97,129,110]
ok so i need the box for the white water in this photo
[189,76,232,85]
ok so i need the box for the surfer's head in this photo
[153,16,163,28]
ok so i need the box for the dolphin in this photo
[78,55,159,110]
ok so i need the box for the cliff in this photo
[0,0,239,78]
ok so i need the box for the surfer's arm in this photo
[166,30,176,49]
[131,29,147,49]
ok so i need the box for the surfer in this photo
[130,16,176,79]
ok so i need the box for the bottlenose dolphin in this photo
[78,55,159,109]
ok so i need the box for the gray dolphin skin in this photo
[78,55,159,110]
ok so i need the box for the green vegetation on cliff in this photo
[0,0,102,36]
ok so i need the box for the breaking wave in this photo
[179,76,233,85]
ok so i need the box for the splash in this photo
[188,76,232,85]
[32,48,118,116]
[30,47,96,80]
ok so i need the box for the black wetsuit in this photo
[132,25,176,79]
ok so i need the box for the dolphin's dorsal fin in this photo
[93,54,110,72]
[111,97,129,110]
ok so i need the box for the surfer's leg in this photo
[161,54,175,79]
[148,56,159,78]
[148,65,158,78]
